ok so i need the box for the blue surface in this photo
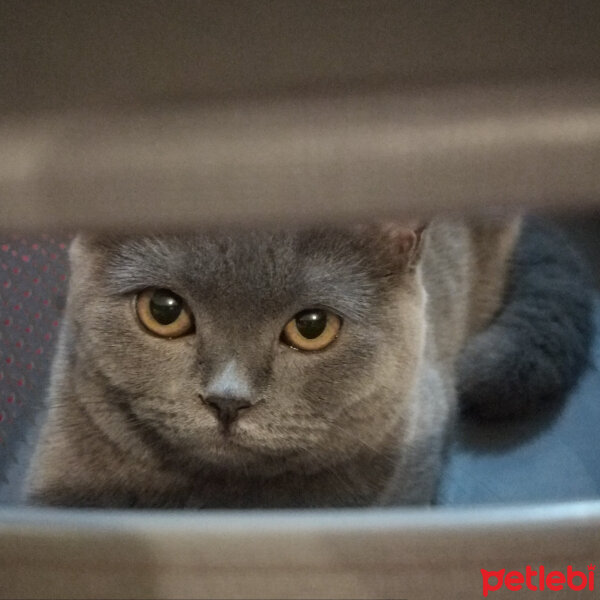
[439,301,600,505]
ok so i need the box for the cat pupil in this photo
[296,310,327,339]
[149,289,183,325]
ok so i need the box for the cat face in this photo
[65,226,426,476]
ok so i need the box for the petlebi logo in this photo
[481,565,595,596]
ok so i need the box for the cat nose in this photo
[201,395,252,428]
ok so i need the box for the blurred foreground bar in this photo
[2,504,600,599]
[0,1,599,230]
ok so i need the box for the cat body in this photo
[26,217,591,508]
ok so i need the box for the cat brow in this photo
[103,262,181,296]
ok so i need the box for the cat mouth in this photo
[215,421,239,439]
[208,419,252,448]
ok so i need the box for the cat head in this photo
[64,224,427,476]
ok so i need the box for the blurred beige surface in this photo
[1,82,600,232]
[2,1,599,114]
[1,504,599,600]
[1,1,600,230]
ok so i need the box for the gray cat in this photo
[26,217,593,508]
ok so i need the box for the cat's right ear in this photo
[69,233,92,262]
[65,234,104,284]
[68,233,103,263]
[68,233,127,278]
[69,232,131,258]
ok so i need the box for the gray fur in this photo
[26,218,594,508]
[457,217,595,419]
[28,225,438,508]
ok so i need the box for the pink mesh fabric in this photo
[0,234,70,473]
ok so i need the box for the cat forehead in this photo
[104,229,360,281]
[95,229,383,318]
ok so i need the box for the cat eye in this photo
[135,288,194,338]
[281,309,342,351]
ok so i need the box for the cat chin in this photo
[161,426,352,478]
[178,444,316,479]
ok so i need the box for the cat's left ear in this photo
[358,221,428,272]
[382,221,427,270]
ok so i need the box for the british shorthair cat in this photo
[26,216,593,507]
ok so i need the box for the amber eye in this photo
[281,309,342,351]
[136,288,194,338]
